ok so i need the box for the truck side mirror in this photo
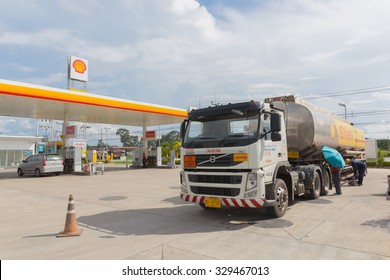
[271,113,281,132]
[180,120,188,140]
[271,132,281,142]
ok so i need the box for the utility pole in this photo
[104,127,111,151]
[81,123,91,141]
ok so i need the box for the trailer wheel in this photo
[320,170,330,196]
[309,172,321,199]
[266,179,288,218]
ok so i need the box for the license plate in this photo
[205,197,221,208]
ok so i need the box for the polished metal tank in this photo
[271,96,365,160]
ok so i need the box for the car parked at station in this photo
[17,154,63,177]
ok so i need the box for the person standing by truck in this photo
[331,166,342,195]
[351,158,366,186]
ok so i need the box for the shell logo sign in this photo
[68,56,88,82]
[72,59,87,74]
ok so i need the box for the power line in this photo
[353,119,390,125]
[348,110,390,117]
[194,84,390,108]
[301,85,390,99]
[364,130,390,135]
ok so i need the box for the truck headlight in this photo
[246,172,257,191]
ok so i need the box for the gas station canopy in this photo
[0,79,188,127]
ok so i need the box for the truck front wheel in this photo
[266,179,288,218]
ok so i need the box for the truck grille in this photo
[190,186,240,197]
[196,154,240,167]
[188,174,242,184]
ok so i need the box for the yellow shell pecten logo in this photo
[72,59,87,74]
[330,122,336,138]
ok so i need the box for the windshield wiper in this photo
[186,136,216,146]
[260,129,271,139]
[218,133,245,145]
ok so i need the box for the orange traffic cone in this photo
[57,194,83,237]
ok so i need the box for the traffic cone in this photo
[57,194,83,237]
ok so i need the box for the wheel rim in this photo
[314,173,321,194]
[276,186,288,212]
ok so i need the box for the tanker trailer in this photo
[270,96,365,162]
[180,95,365,217]
[269,96,365,185]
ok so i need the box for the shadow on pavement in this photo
[76,205,292,237]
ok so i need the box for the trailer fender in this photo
[295,165,323,199]
[295,165,320,189]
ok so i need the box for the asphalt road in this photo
[0,165,389,260]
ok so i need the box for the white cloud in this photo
[0,118,16,134]
[302,48,352,63]
[248,83,292,92]
[58,0,104,16]
[19,119,34,130]
[27,72,66,86]
[1,63,36,73]
[0,29,72,48]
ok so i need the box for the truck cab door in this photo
[261,112,288,181]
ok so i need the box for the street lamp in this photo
[104,127,111,151]
[338,103,347,119]
[39,119,52,142]
[80,123,91,140]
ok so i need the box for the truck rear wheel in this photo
[320,171,330,196]
[266,179,288,218]
[309,172,321,199]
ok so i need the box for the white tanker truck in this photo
[179,95,365,217]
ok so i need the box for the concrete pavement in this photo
[0,166,389,259]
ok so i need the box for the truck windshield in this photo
[183,113,260,148]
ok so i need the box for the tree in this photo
[377,139,389,151]
[161,140,181,159]
[161,130,181,143]
[172,141,182,158]
[161,142,172,158]
[97,139,106,149]
[116,128,141,147]
[160,130,182,160]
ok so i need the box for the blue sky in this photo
[1,0,390,143]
